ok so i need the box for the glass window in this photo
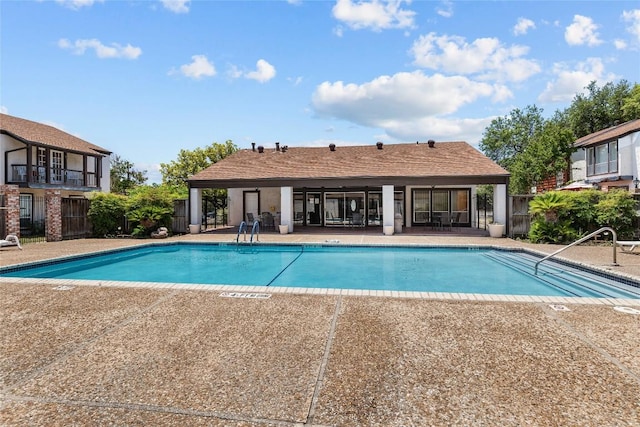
[587,141,618,176]
[368,192,382,225]
[52,150,63,183]
[450,190,469,223]
[307,193,322,225]
[608,141,618,173]
[293,193,304,225]
[413,190,430,223]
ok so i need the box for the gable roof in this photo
[574,119,640,148]
[0,113,110,156]
[189,141,509,188]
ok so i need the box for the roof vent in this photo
[428,139,436,148]
[251,142,256,152]
[281,145,288,153]
[275,142,280,151]
[258,145,264,153]
[329,143,336,152]
[376,141,383,150]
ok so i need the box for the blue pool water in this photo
[2,243,639,299]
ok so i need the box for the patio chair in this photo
[246,213,255,224]
[0,234,22,250]
[441,212,461,231]
[617,241,640,254]
[351,212,364,227]
[261,212,275,230]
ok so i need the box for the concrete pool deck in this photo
[1,231,639,426]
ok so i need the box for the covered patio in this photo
[188,141,510,235]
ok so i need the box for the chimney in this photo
[329,143,336,152]
[428,139,436,148]
[275,142,280,151]
[258,145,264,153]
[376,141,383,150]
[251,142,256,152]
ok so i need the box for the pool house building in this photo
[187,140,510,234]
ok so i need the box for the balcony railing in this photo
[10,165,97,188]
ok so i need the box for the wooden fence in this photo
[62,198,92,240]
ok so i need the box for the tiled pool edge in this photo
[1,276,638,306]
[1,241,639,305]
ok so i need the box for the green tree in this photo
[567,80,633,138]
[110,154,147,194]
[160,140,238,192]
[508,113,576,194]
[479,105,545,171]
[622,83,640,121]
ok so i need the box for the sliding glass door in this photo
[412,189,470,226]
[324,192,365,226]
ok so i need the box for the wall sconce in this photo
[633,177,640,189]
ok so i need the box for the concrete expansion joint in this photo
[2,394,300,426]
[304,295,343,426]
[541,303,640,385]
[0,290,181,396]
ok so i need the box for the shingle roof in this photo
[189,141,509,187]
[0,113,110,156]
[574,119,640,148]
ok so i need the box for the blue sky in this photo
[2,0,639,183]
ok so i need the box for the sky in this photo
[1,0,639,183]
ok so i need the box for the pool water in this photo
[2,243,639,299]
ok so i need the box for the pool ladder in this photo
[235,220,260,245]
[534,226,618,275]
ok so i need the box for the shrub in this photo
[528,191,572,223]
[529,219,579,244]
[528,189,638,243]
[594,189,637,239]
[125,186,176,237]
[87,192,127,237]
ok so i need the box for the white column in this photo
[189,187,202,225]
[280,186,294,232]
[493,184,507,225]
[382,185,394,235]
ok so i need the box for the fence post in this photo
[45,189,63,242]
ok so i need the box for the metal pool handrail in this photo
[534,226,618,275]
[250,220,260,243]
[236,221,247,243]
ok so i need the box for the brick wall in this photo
[45,189,62,242]
[0,185,20,237]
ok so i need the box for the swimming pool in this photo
[2,243,639,299]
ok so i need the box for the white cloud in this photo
[614,39,628,50]
[0,105,8,114]
[410,33,540,82]
[55,0,103,10]
[538,58,617,103]
[436,0,453,18]
[288,76,304,86]
[565,15,603,46]
[173,55,216,79]
[58,38,142,59]
[332,0,416,32]
[226,64,243,79]
[513,17,535,36]
[311,71,500,127]
[244,59,276,83]
[383,115,495,145]
[622,9,640,44]
[160,0,190,14]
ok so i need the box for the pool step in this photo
[484,251,640,299]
